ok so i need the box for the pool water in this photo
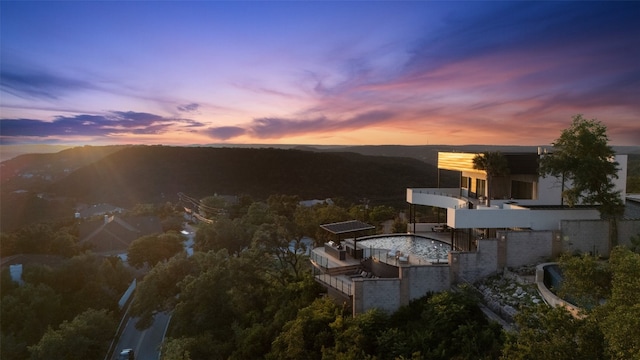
[357,235,451,262]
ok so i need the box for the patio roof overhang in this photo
[320,220,375,235]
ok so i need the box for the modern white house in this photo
[310,150,636,316]
[407,151,628,250]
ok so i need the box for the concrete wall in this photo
[560,218,640,255]
[352,264,451,315]
[349,218,640,315]
[352,278,401,315]
[449,239,499,284]
[368,258,401,278]
[402,265,450,301]
[535,263,582,318]
[498,230,559,267]
[618,219,640,248]
[561,219,610,255]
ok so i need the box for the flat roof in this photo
[320,220,375,235]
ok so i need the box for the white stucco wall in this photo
[407,188,467,209]
[448,206,601,230]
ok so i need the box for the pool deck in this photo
[312,229,452,272]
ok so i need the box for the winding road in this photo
[111,312,171,360]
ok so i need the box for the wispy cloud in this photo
[206,110,396,140]
[1,2,638,146]
[0,111,204,139]
[0,68,96,100]
[203,126,245,140]
[177,103,200,113]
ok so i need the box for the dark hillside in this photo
[0,145,129,185]
[47,146,438,207]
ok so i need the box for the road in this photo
[112,312,171,360]
[112,222,191,359]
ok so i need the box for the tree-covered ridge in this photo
[1,253,133,360]
[1,146,437,231]
[48,146,436,205]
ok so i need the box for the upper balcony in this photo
[406,188,469,209]
[407,187,601,230]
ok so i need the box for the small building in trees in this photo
[79,215,162,254]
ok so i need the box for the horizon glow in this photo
[1,1,639,147]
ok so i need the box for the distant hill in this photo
[1,145,129,185]
[3,144,637,232]
[47,146,441,206]
[1,146,446,231]
[0,144,73,162]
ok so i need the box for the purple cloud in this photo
[205,126,246,140]
[205,110,395,140]
[0,68,95,100]
[0,111,204,139]
[177,103,200,113]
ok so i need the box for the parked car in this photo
[118,349,134,360]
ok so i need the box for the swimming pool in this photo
[356,234,451,263]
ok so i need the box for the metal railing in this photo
[315,274,352,295]
[310,250,329,268]
[367,248,447,266]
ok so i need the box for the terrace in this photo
[311,221,452,312]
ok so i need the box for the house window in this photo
[476,179,486,198]
[511,180,534,199]
[461,176,470,189]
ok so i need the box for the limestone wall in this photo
[449,239,499,283]
[499,230,557,267]
[618,219,640,247]
[402,264,450,301]
[561,219,610,255]
[352,278,401,315]
[349,218,640,315]
[352,264,451,315]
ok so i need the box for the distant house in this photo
[79,215,162,254]
[75,203,124,219]
[1,254,66,286]
[300,198,334,207]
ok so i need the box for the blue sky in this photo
[1,1,639,146]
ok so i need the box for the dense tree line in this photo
[128,196,503,359]
[4,193,639,359]
[46,146,435,209]
[502,247,640,359]
[0,253,133,359]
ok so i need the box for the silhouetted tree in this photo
[29,308,116,360]
[472,151,510,207]
[540,115,624,250]
[128,231,184,268]
[501,305,604,360]
[539,115,623,216]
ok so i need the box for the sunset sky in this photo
[1,1,639,147]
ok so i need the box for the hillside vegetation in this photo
[1,146,440,231]
[2,144,637,232]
